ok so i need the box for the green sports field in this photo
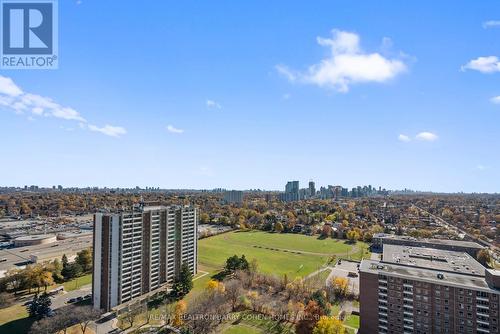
[197,230,369,278]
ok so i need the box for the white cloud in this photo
[282,93,291,100]
[88,124,127,137]
[206,99,221,110]
[415,132,438,142]
[276,29,407,92]
[398,134,411,142]
[490,96,500,104]
[477,164,488,171]
[462,56,500,73]
[0,75,126,137]
[483,20,500,29]
[166,125,184,134]
[0,76,23,96]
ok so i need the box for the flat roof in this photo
[360,259,499,293]
[373,233,483,249]
[383,244,485,276]
[14,234,56,241]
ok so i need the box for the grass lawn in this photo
[0,303,33,334]
[198,231,368,278]
[62,273,92,291]
[344,314,360,329]
[223,324,262,334]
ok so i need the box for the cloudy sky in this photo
[0,1,499,192]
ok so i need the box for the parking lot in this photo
[329,260,360,294]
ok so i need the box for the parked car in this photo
[68,298,77,303]
[83,294,91,299]
[348,271,358,277]
[76,296,84,302]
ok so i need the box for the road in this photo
[50,284,92,309]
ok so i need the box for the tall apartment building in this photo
[223,190,243,204]
[360,244,500,334]
[92,205,197,311]
[308,181,316,198]
[280,181,300,202]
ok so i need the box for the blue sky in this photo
[0,0,499,192]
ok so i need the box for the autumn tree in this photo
[296,300,324,334]
[313,315,345,334]
[173,300,187,327]
[331,277,349,298]
[477,249,492,267]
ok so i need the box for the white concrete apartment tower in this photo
[92,205,198,311]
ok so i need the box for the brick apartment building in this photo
[360,244,500,334]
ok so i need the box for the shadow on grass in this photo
[0,316,35,334]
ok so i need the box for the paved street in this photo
[50,284,92,309]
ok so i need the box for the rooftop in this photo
[382,244,485,276]
[373,233,483,249]
[360,259,499,293]
[14,234,56,241]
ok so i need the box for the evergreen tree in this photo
[172,262,193,297]
[27,293,52,319]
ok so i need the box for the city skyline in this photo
[0,1,499,193]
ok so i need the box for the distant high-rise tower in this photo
[223,190,243,204]
[280,181,300,202]
[92,205,197,311]
[308,181,316,198]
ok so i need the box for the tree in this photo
[173,300,187,327]
[477,249,492,267]
[76,305,101,333]
[224,279,243,311]
[206,279,225,294]
[28,293,52,319]
[311,290,331,315]
[224,255,249,273]
[200,213,210,224]
[0,292,14,308]
[288,300,305,324]
[62,254,69,268]
[296,300,324,334]
[49,259,64,283]
[346,230,359,243]
[4,268,25,295]
[62,262,83,280]
[76,249,93,273]
[172,262,193,297]
[321,225,332,238]
[39,271,54,291]
[274,222,284,233]
[313,316,345,334]
[331,277,349,298]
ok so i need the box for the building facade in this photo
[92,205,197,311]
[280,181,300,202]
[223,190,243,204]
[360,244,500,334]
